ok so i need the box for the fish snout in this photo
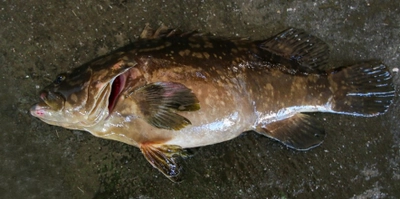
[30,103,46,117]
[37,90,65,111]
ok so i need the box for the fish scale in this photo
[30,25,395,182]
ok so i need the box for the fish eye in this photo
[54,74,66,85]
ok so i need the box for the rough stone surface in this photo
[1,0,399,198]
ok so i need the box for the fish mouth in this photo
[108,71,127,114]
[30,90,65,118]
[39,90,65,110]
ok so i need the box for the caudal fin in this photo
[329,62,395,117]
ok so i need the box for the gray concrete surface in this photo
[1,0,399,198]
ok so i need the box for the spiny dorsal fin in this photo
[140,23,177,39]
[140,144,188,182]
[130,82,200,130]
[259,28,330,74]
[139,24,212,40]
[257,113,326,150]
[140,23,168,39]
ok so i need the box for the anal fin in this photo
[256,113,326,150]
[140,144,188,182]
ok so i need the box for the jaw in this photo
[30,102,49,118]
[30,103,75,128]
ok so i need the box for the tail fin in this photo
[329,62,395,117]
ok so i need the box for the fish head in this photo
[30,56,136,129]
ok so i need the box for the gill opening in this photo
[108,73,127,113]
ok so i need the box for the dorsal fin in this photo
[139,24,205,40]
[140,23,174,39]
[259,28,330,74]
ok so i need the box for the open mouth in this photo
[38,90,64,110]
[108,72,127,113]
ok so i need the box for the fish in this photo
[30,24,395,182]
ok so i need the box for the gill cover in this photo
[33,53,136,127]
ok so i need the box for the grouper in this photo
[30,25,395,181]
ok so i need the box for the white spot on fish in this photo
[196,71,206,79]
[70,93,78,103]
[193,112,238,132]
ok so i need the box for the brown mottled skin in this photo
[30,27,394,181]
[76,35,332,148]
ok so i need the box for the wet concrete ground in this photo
[1,0,399,198]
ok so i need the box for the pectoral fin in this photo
[140,144,187,182]
[257,113,326,150]
[131,82,200,130]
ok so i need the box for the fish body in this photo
[30,25,395,181]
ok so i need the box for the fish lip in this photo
[36,90,65,112]
[39,90,49,102]
[108,70,128,114]
[30,102,50,118]
[37,90,53,108]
